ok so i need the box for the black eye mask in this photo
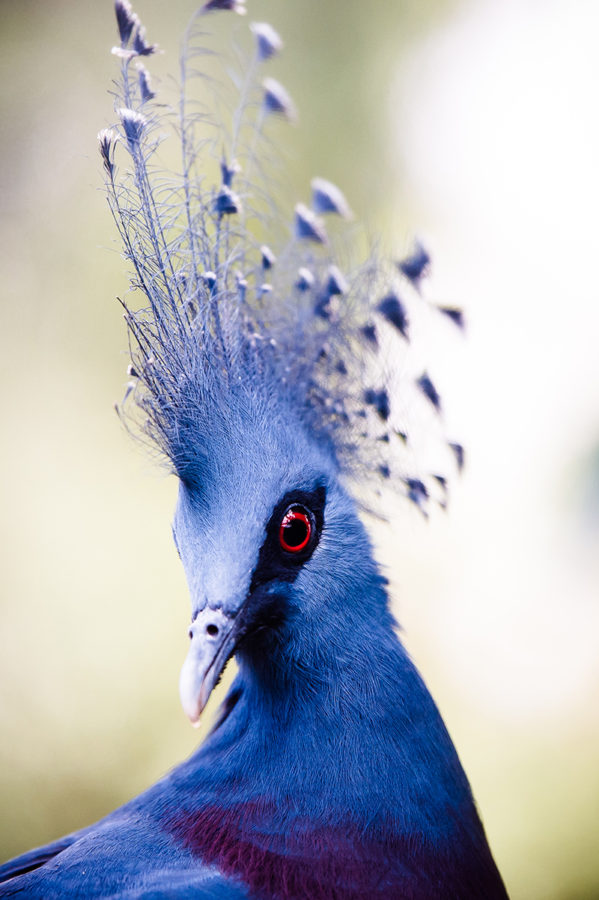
[249,484,326,593]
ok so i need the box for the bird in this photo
[0,1,508,897]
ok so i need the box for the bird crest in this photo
[100,0,464,514]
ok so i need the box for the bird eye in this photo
[279,505,312,553]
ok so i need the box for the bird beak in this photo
[178,607,239,727]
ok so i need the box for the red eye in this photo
[279,505,312,553]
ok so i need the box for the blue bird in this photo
[0,1,508,897]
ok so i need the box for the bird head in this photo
[172,388,384,725]
[101,1,461,726]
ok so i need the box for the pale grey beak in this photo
[179,607,238,726]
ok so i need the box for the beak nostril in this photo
[206,623,219,637]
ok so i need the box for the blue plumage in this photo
[0,1,508,897]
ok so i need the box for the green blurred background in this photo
[1,0,598,897]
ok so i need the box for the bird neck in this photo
[160,596,506,899]
[182,587,478,844]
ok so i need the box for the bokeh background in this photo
[1,0,598,897]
